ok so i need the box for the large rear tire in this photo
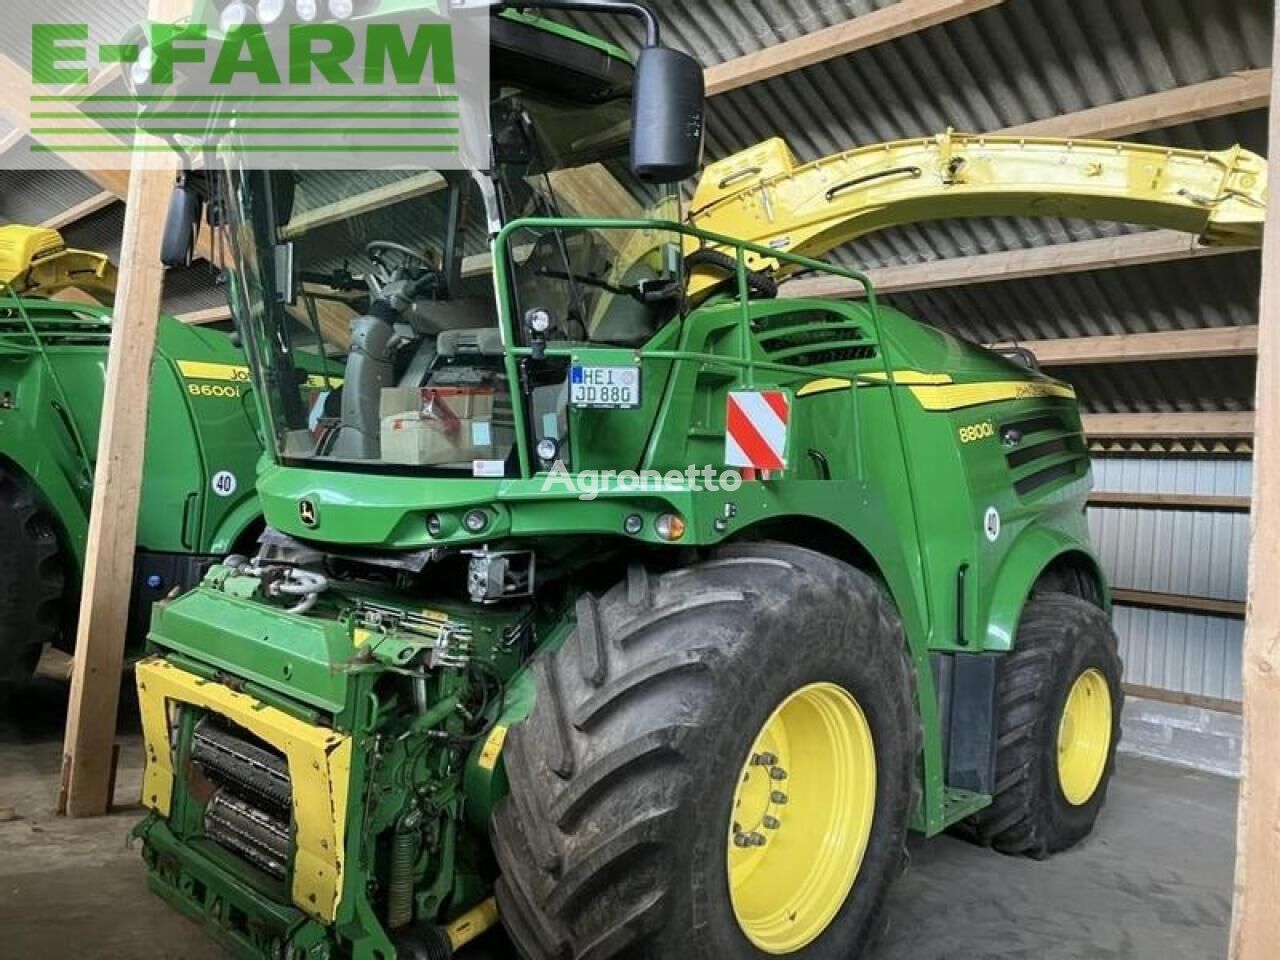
[491,543,919,960]
[962,591,1124,858]
[0,466,65,701]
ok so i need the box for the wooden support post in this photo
[1229,13,1280,957]
[58,155,178,817]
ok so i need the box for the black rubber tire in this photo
[0,466,65,700]
[962,592,1124,859]
[491,543,919,960]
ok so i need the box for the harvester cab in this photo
[131,3,1266,959]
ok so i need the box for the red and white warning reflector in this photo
[726,390,790,471]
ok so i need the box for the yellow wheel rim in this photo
[1057,668,1113,806]
[727,682,876,955]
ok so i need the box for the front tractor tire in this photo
[0,466,65,700]
[492,544,919,960]
[964,592,1124,859]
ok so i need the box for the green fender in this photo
[0,429,90,576]
[981,523,1108,653]
[205,494,265,556]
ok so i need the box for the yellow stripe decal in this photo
[861,370,955,386]
[907,380,1076,411]
[797,377,853,398]
[135,658,352,924]
[177,359,252,383]
[178,359,341,390]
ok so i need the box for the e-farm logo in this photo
[11,2,490,170]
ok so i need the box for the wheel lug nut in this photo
[733,831,767,847]
[762,815,781,830]
[769,766,788,780]
[751,752,778,767]
[770,791,788,804]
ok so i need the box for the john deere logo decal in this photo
[299,498,318,529]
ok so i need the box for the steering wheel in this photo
[365,240,438,286]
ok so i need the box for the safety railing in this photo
[491,216,911,479]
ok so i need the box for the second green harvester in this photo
[0,225,337,698]
[129,3,1268,959]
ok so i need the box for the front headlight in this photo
[220,1,252,32]
[129,45,154,89]
[257,0,286,24]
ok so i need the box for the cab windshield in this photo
[221,88,681,477]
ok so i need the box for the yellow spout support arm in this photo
[0,225,118,305]
[686,130,1267,294]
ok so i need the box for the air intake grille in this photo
[753,310,878,368]
[1000,413,1088,499]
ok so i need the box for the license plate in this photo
[570,365,641,409]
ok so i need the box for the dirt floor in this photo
[0,663,1237,960]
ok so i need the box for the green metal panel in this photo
[0,296,327,580]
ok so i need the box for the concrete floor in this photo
[0,669,1236,960]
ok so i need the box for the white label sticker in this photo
[473,460,506,478]
[472,421,493,447]
[211,470,238,498]
[984,506,1001,543]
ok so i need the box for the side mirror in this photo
[270,172,298,230]
[631,46,706,183]
[161,183,202,268]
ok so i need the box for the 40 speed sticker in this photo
[984,506,1002,543]
[211,471,238,497]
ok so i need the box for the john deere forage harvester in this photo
[130,3,1267,958]
[0,225,336,698]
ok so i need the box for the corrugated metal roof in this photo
[552,0,1271,419]
[0,166,107,227]
[887,251,1262,343]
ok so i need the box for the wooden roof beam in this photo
[1006,325,1259,366]
[1081,411,1255,439]
[41,192,117,232]
[704,0,1004,97]
[280,172,446,240]
[782,229,1254,300]
[0,55,130,196]
[1001,69,1272,140]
